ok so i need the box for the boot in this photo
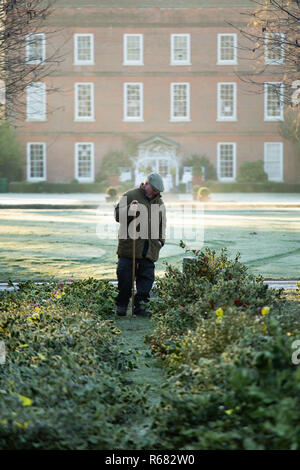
[116,305,127,317]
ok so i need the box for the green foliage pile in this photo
[237,160,269,183]
[145,245,300,450]
[1,257,300,450]
[0,279,147,449]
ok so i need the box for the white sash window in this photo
[264,82,284,121]
[124,34,143,65]
[26,82,46,121]
[217,82,237,121]
[124,83,143,121]
[75,83,94,121]
[265,33,285,65]
[75,143,94,182]
[74,34,94,65]
[264,142,283,182]
[217,143,236,182]
[170,83,190,121]
[27,143,46,181]
[171,34,191,65]
[217,34,237,65]
[26,34,46,64]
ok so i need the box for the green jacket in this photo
[114,184,166,262]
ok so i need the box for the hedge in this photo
[8,181,108,193]
[7,181,300,194]
[204,182,300,193]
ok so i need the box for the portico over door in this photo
[134,136,180,191]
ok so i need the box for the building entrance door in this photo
[134,137,179,191]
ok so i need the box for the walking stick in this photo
[131,202,137,318]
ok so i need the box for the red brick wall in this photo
[16,3,298,184]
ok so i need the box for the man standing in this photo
[114,173,166,317]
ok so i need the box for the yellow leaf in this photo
[261,306,270,316]
[14,421,29,429]
[216,308,224,317]
[17,394,33,407]
[37,353,46,361]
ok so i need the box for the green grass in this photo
[0,208,299,281]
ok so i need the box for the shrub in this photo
[197,186,210,201]
[8,182,108,193]
[105,186,117,197]
[0,122,23,182]
[279,107,300,149]
[184,154,217,181]
[144,243,300,450]
[147,244,282,341]
[237,160,268,183]
[192,185,200,199]
[115,180,135,194]
[96,151,133,183]
[203,182,300,193]
[178,183,187,193]
[105,186,118,202]
[0,279,149,450]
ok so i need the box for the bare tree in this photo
[0,0,63,121]
[229,0,300,105]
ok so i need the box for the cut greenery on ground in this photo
[0,207,299,280]
[0,246,300,449]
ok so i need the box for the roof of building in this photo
[54,0,254,8]
[138,135,180,148]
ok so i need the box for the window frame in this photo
[75,142,95,183]
[26,82,46,122]
[123,82,144,122]
[217,33,237,65]
[217,82,237,121]
[74,82,95,122]
[264,32,285,65]
[26,33,46,65]
[26,142,46,182]
[170,82,191,122]
[74,33,94,66]
[123,34,144,66]
[217,142,236,182]
[264,82,284,121]
[170,34,191,66]
[264,142,284,182]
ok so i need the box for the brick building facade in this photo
[16,0,298,188]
